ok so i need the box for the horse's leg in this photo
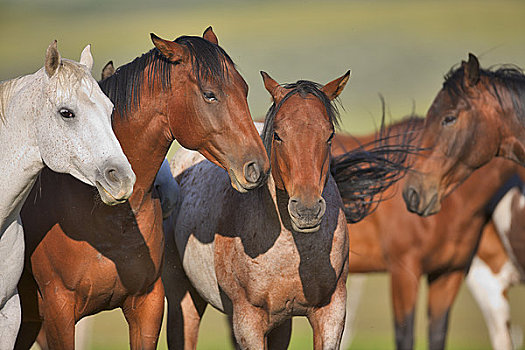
[14,268,42,350]
[0,292,21,350]
[231,300,268,350]
[390,259,421,350]
[0,219,25,350]
[163,223,207,350]
[121,278,164,350]
[35,326,49,350]
[341,275,366,349]
[267,319,292,350]
[466,256,516,350]
[227,314,240,349]
[426,270,463,350]
[229,315,292,350]
[39,286,76,350]
[307,274,347,350]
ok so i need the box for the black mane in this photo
[99,35,234,117]
[261,80,340,158]
[443,64,525,122]
[331,114,422,223]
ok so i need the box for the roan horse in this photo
[331,117,525,350]
[15,28,269,350]
[0,41,135,349]
[162,72,414,349]
[403,53,525,216]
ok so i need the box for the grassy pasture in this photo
[2,0,524,348]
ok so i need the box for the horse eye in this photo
[203,91,217,102]
[274,132,282,142]
[327,131,335,143]
[442,115,457,126]
[59,108,75,119]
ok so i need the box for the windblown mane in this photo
[331,115,423,223]
[261,80,340,158]
[443,64,525,122]
[99,35,234,117]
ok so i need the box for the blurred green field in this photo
[3,0,524,349]
[56,275,525,350]
[2,0,525,134]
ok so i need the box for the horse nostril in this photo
[288,198,300,217]
[407,187,420,210]
[105,168,119,185]
[243,161,261,184]
[317,198,326,218]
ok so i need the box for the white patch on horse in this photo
[467,257,520,350]
[492,187,519,236]
[181,234,224,311]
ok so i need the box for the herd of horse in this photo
[0,26,524,350]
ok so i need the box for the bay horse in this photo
[15,27,269,350]
[331,117,525,350]
[403,53,525,216]
[466,179,525,350]
[0,41,134,349]
[162,72,414,349]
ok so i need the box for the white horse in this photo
[466,184,525,350]
[0,41,135,349]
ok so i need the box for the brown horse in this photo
[403,53,525,216]
[15,27,269,350]
[331,117,525,350]
[162,72,413,349]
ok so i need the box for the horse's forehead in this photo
[429,88,462,116]
[50,60,110,108]
[221,62,248,94]
[276,94,330,129]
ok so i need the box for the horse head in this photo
[36,41,135,205]
[149,28,269,193]
[404,53,525,216]
[260,71,350,232]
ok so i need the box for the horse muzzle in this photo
[288,196,327,233]
[95,158,136,205]
[402,183,441,217]
[228,159,269,193]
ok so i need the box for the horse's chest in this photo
[36,207,164,312]
[216,229,345,315]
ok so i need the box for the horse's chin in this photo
[291,220,321,234]
[96,181,129,206]
[229,179,249,193]
[227,168,262,193]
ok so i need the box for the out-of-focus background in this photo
[2,0,524,349]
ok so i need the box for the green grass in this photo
[8,0,525,348]
[44,275,525,349]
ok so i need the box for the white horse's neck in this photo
[0,70,46,233]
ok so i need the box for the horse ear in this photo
[203,26,218,45]
[260,71,286,102]
[79,44,94,72]
[322,70,351,100]
[45,40,61,78]
[150,33,186,62]
[462,53,480,87]
[101,61,115,80]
